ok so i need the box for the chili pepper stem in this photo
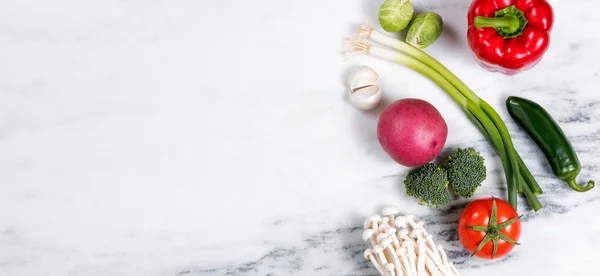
[565,179,595,192]
[474,15,520,32]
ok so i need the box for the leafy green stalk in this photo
[521,176,543,211]
[465,110,542,211]
[516,153,543,195]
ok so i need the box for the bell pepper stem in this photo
[473,5,528,39]
[565,179,595,192]
[474,15,520,32]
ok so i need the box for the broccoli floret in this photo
[404,163,451,208]
[444,147,486,198]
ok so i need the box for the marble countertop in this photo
[1,0,599,275]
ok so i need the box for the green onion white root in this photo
[363,206,460,276]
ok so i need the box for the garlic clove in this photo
[348,66,379,91]
[349,85,381,110]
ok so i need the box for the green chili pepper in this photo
[506,96,594,192]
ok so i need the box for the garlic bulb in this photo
[347,66,382,110]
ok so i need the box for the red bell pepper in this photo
[467,0,554,75]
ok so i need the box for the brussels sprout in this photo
[406,12,444,49]
[378,0,414,33]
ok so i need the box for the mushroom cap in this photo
[398,228,410,237]
[385,227,397,234]
[402,239,416,248]
[379,223,391,232]
[411,228,426,239]
[404,214,416,222]
[394,216,407,228]
[364,248,374,259]
[381,217,390,224]
[363,214,382,229]
[380,237,393,247]
[376,233,389,243]
[382,205,400,216]
[385,263,396,271]
[362,229,375,241]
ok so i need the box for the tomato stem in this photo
[464,197,522,259]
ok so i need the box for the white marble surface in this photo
[1,0,599,275]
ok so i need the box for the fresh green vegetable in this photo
[346,25,543,211]
[378,0,414,33]
[404,163,451,208]
[506,96,595,192]
[444,148,486,198]
[466,107,543,211]
[406,12,443,49]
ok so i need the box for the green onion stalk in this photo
[346,25,542,211]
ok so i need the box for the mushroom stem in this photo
[386,228,401,250]
[374,244,389,266]
[416,238,426,275]
[425,235,442,264]
[372,222,379,232]
[364,215,382,232]
[398,229,415,245]
[449,263,460,276]
[405,243,418,276]
[405,215,417,228]
[396,247,413,276]
[383,238,403,276]
[425,247,452,276]
[365,249,386,276]
[437,245,449,266]
[386,263,397,276]
[425,258,441,275]
[382,205,400,224]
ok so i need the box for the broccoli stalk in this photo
[404,163,451,208]
[444,147,486,198]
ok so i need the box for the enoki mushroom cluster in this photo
[362,206,460,276]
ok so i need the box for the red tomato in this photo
[458,197,521,259]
